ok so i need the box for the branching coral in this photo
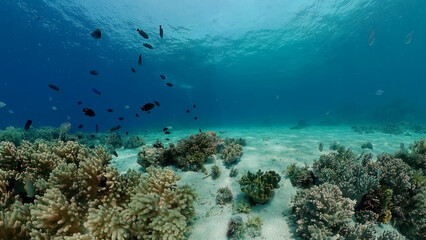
[0,127,24,146]
[291,183,356,240]
[220,142,243,165]
[378,230,407,240]
[85,203,129,240]
[0,200,31,239]
[123,136,145,149]
[339,222,376,240]
[286,163,314,188]
[137,145,165,169]
[216,186,233,205]
[246,215,262,237]
[239,169,281,204]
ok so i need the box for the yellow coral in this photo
[85,203,129,240]
[0,200,31,239]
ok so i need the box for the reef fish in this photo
[126,131,129,136]
[368,30,375,46]
[141,103,155,111]
[143,43,153,49]
[405,30,414,45]
[166,83,173,87]
[78,124,84,129]
[48,84,60,91]
[77,101,82,105]
[138,55,142,65]
[119,117,124,120]
[194,116,198,120]
[108,125,121,132]
[24,176,35,198]
[137,28,149,39]
[60,122,71,134]
[124,105,130,109]
[319,142,323,152]
[24,120,32,131]
[92,88,102,96]
[132,68,136,73]
[96,124,99,133]
[0,102,6,108]
[159,25,163,38]
[154,101,160,107]
[83,108,96,117]
[51,106,58,111]
[91,28,101,39]
[193,104,196,108]
[375,89,384,96]
[160,74,166,80]
[107,108,113,112]
[135,113,139,117]
[113,151,118,157]
[90,70,99,76]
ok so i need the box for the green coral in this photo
[286,163,314,188]
[246,215,262,237]
[211,165,221,180]
[226,216,245,240]
[239,169,281,205]
[233,201,252,214]
[220,142,243,165]
[216,186,233,205]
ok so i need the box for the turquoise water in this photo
[1,0,425,132]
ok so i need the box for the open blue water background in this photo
[1,0,425,133]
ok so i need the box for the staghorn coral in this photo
[394,139,426,173]
[137,145,165,169]
[220,142,243,165]
[85,203,128,240]
[211,165,221,179]
[0,169,14,209]
[246,215,262,237]
[239,169,281,205]
[223,137,247,147]
[291,183,356,240]
[233,201,252,214]
[216,186,233,205]
[378,230,407,240]
[339,222,375,240]
[0,200,31,239]
[229,167,238,177]
[286,163,314,188]
[123,136,145,149]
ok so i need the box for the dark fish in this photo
[319,143,324,152]
[163,127,168,132]
[141,103,155,111]
[90,134,96,138]
[186,110,190,113]
[154,101,160,107]
[77,101,82,105]
[160,74,166,80]
[147,111,151,114]
[193,104,196,108]
[165,138,170,141]
[164,131,171,134]
[78,124,84,129]
[143,43,153,49]
[107,108,113,112]
[135,113,139,117]
[92,88,102,96]
[48,84,60,91]
[194,116,198,120]
[83,108,96,117]
[90,70,99,76]
[96,124,99,133]
[159,25,163,38]
[166,83,173,87]
[131,68,136,73]
[199,128,202,133]
[119,117,124,120]
[24,120,32,131]
[108,125,121,132]
[113,151,118,157]
[91,28,101,39]
[126,131,128,136]
[137,28,149,39]
[138,55,142,65]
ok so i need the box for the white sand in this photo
[113,125,420,239]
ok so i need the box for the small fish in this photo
[109,125,121,132]
[160,74,166,80]
[59,122,71,133]
[48,84,60,91]
[90,134,96,138]
[141,103,155,111]
[405,30,414,45]
[163,127,168,132]
[137,28,149,39]
[77,101,82,105]
[138,55,142,65]
[119,117,124,120]
[193,104,196,108]
[166,83,173,87]
[92,88,102,96]
[90,70,99,76]
[24,120,32,131]
[143,43,153,49]
[8,109,14,114]
[91,28,101,39]
[67,115,71,120]
[164,131,171,134]
[135,113,139,117]
[0,102,6,108]
[51,106,58,111]
[147,111,151,114]
[375,89,384,96]
[154,101,160,107]
[159,25,163,38]
[49,97,53,101]
[96,124,99,133]
[165,138,170,141]
[124,105,130,109]
[199,128,202,133]
[78,124,84,129]
[126,131,129,136]
[319,143,323,152]
[186,110,190,113]
[24,176,35,198]
[194,116,198,120]
[368,30,375,46]
[132,68,136,73]
[113,151,118,157]
[83,108,96,117]
[107,108,113,112]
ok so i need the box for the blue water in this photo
[1,0,425,133]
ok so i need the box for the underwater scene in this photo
[0,0,425,239]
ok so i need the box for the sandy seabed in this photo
[112,125,421,240]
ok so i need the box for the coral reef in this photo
[229,167,238,177]
[292,183,356,239]
[339,222,375,240]
[216,186,233,205]
[239,169,281,204]
[211,165,221,180]
[0,127,24,146]
[220,142,243,165]
[223,137,247,147]
[123,136,145,149]
[286,163,314,188]
[378,230,407,240]
[246,215,262,237]
[106,133,123,150]
[361,142,373,150]
[227,215,244,240]
[233,201,252,214]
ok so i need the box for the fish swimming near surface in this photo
[48,84,60,91]
[78,124,84,129]
[143,43,153,49]
[113,151,118,157]
[126,131,129,136]
[24,120,32,131]
[186,110,190,113]
[194,116,198,120]
[154,101,160,107]
[159,25,163,38]
[83,108,96,117]
[375,89,384,96]
[135,113,139,117]
[368,30,376,46]
[132,68,136,73]
[141,103,155,111]
[164,131,171,134]
[0,102,6,108]
[96,124,99,133]
[8,110,14,114]
[119,117,124,120]
[107,108,113,112]
[166,83,173,87]
[138,55,142,65]
[137,28,149,39]
[92,88,102,96]
[51,106,58,111]
[90,70,99,76]
[91,28,101,39]
[124,105,130,109]
[90,135,96,138]
[193,104,196,108]
[319,142,324,152]
[109,125,121,132]
[165,138,170,141]
[77,101,82,105]
[405,30,414,45]
[160,74,166,80]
